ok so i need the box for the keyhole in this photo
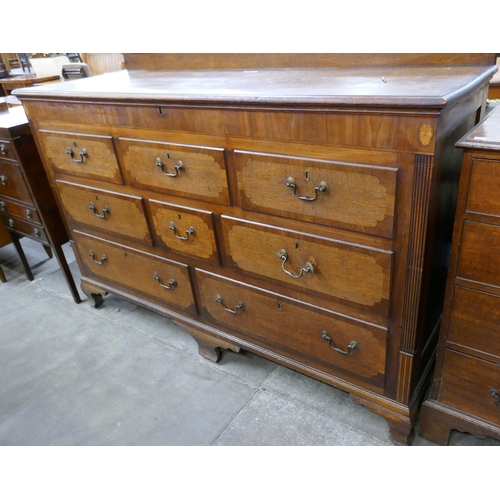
[95,195,99,201]
[74,142,77,147]
[295,242,299,250]
[167,152,171,160]
[305,170,310,181]
[158,107,163,115]
[124,252,128,257]
[277,302,282,310]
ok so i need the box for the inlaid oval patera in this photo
[419,123,434,147]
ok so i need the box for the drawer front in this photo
[0,198,40,223]
[1,214,48,243]
[149,199,219,265]
[457,221,500,288]
[466,158,500,218]
[38,130,122,184]
[196,269,387,389]
[56,180,152,245]
[447,286,500,360]
[0,163,32,202]
[221,216,392,315]
[118,137,229,205]
[0,140,16,162]
[439,350,500,425]
[235,150,397,238]
[73,231,196,313]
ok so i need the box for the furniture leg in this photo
[43,244,53,259]
[52,244,81,303]
[8,231,34,281]
[0,264,6,283]
[80,281,106,308]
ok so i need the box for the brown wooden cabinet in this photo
[14,53,497,444]
[0,106,80,301]
[418,105,500,445]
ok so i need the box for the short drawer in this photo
[221,216,392,315]
[149,199,219,265]
[0,140,16,161]
[118,137,229,205]
[73,231,196,314]
[235,150,397,238]
[457,220,500,288]
[447,286,500,361]
[0,198,40,224]
[439,350,500,426]
[196,269,387,389]
[37,130,123,184]
[466,158,500,218]
[1,214,48,243]
[0,162,32,202]
[56,180,152,245]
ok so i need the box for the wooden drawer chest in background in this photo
[0,105,80,301]
[14,53,497,444]
[418,105,500,444]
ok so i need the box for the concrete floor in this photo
[1,237,499,446]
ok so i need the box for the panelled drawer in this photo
[457,220,500,288]
[0,140,16,161]
[221,216,392,315]
[73,231,196,314]
[0,162,32,202]
[466,158,500,218]
[37,130,123,184]
[196,269,387,389]
[149,199,219,265]
[56,180,152,245]
[447,286,500,360]
[1,214,48,243]
[439,350,500,426]
[0,198,40,224]
[118,137,230,205]
[235,150,397,238]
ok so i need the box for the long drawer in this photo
[221,216,392,315]
[73,231,196,314]
[235,149,397,238]
[196,269,387,390]
[0,198,40,224]
[56,180,152,245]
[439,350,500,426]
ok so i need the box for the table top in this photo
[0,73,60,84]
[12,64,498,109]
[0,103,28,130]
[457,105,500,151]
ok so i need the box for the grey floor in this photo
[1,237,499,446]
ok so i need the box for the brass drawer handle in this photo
[153,272,177,290]
[0,201,5,211]
[88,251,107,265]
[321,331,358,355]
[33,228,41,238]
[25,209,32,219]
[66,146,87,163]
[89,202,110,219]
[156,157,183,177]
[286,176,328,201]
[0,175,7,185]
[0,144,7,155]
[490,389,500,408]
[168,222,195,241]
[278,248,315,279]
[215,294,244,314]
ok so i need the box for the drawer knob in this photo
[66,146,88,163]
[89,202,110,219]
[286,176,328,201]
[215,294,244,314]
[25,209,32,219]
[0,201,5,211]
[489,389,500,408]
[278,248,315,279]
[0,144,7,155]
[321,331,359,355]
[0,175,7,185]
[88,251,107,265]
[33,228,41,238]
[156,157,184,177]
[168,222,196,241]
[153,272,177,290]
[8,218,14,228]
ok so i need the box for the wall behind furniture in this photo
[80,53,124,76]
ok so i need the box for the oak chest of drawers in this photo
[418,105,500,445]
[14,53,497,444]
[0,105,80,301]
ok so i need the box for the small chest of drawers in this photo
[419,105,500,445]
[14,53,497,444]
[0,106,80,302]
